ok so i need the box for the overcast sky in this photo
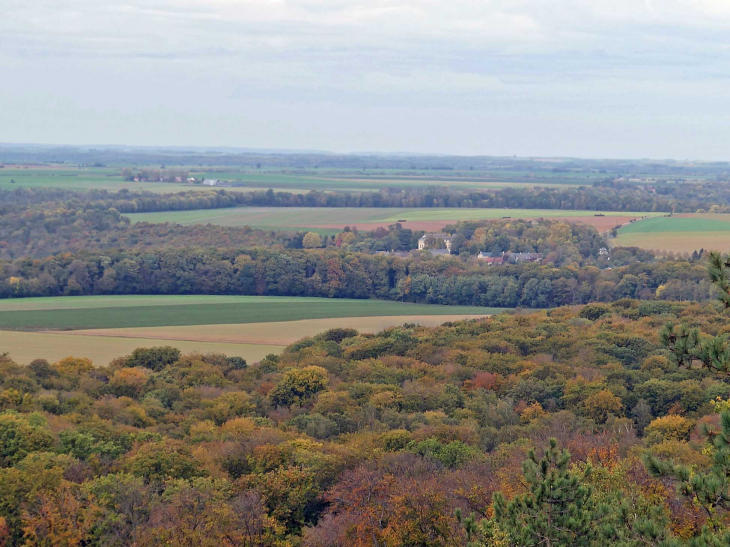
[2,0,730,159]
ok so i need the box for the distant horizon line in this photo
[0,141,725,164]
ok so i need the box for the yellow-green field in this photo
[0,165,601,194]
[0,314,485,365]
[126,206,654,233]
[614,214,730,253]
[0,295,496,365]
[0,167,308,194]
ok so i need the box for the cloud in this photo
[1,1,730,158]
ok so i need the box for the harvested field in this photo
[0,296,498,365]
[67,315,489,346]
[1,330,280,366]
[615,233,730,254]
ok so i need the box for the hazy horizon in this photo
[3,1,730,161]
[1,141,727,164]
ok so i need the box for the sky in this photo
[2,0,730,160]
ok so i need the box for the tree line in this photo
[0,247,712,307]
[0,208,306,260]
[9,180,730,216]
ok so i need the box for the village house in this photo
[417,233,452,254]
[375,250,412,258]
[427,248,451,257]
[477,251,505,265]
[203,179,220,186]
[510,252,542,263]
[477,251,542,265]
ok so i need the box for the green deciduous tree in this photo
[0,411,54,468]
[126,346,181,372]
[269,366,329,407]
[302,232,323,249]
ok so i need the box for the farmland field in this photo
[0,166,305,194]
[0,295,497,364]
[1,331,282,366]
[614,214,730,253]
[68,315,489,346]
[0,165,592,193]
[0,164,625,193]
[190,170,591,191]
[0,295,497,330]
[126,206,655,232]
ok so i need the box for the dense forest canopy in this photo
[9,181,730,214]
[2,289,730,544]
[0,187,712,308]
[0,245,711,307]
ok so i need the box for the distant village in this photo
[121,168,231,187]
[376,232,610,264]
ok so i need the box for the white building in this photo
[417,233,452,253]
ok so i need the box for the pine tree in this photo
[659,252,730,376]
[461,440,682,546]
[659,322,730,375]
[598,496,681,547]
[492,438,596,547]
[708,251,730,309]
[644,252,730,546]
[645,411,730,520]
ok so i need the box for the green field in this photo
[0,165,609,194]
[0,167,212,193]
[615,214,730,253]
[618,216,730,234]
[1,163,711,195]
[125,206,651,231]
[0,295,500,331]
[0,166,307,194]
[191,171,589,191]
[0,295,498,364]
